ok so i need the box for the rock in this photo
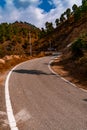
[0,59,5,64]
[3,55,13,61]
[13,55,20,59]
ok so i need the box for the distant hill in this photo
[0,21,40,57]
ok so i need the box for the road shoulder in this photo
[0,71,10,130]
[51,56,87,90]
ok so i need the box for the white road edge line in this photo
[48,58,87,93]
[48,59,81,89]
[5,59,31,130]
[5,66,19,130]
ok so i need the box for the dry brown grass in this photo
[0,56,31,73]
[0,53,48,74]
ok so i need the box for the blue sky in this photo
[0,0,82,28]
[38,0,56,12]
[0,0,6,8]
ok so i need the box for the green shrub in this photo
[71,38,84,58]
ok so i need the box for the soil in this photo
[0,72,10,130]
[51,56,87,90]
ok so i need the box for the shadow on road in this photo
[83,99,87,102]
[13,69,54,75]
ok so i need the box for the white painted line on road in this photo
[48,58,87,93]
[48,60,60,76]
[5,67,19,130]
[80,88,87,93]
[48,59,77,88]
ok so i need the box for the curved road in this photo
[7,56,87,130]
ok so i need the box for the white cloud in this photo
[48,0,54,6]
[17,0,41,6]
[0,0,82,28]
[19,6,45,27]
[52,0,82,8]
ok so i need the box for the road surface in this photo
[6,56,87,130]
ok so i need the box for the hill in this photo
[0,21,40,57]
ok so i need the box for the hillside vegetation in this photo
[0,21,40,57]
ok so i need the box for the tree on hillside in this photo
[45,22,54,33]
[65,8,71,19]
[82,0,87,5]
[71,38,84,58]
[72,5,82,21]
[82,0,87,11]
[72,4,78,14]
[60,14,66,23]
[0,24,6,43]
[55,18,60,28]
[39,28,46,38]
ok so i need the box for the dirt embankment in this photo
[51,56,87,90]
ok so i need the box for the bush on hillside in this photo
[71,38,84,58]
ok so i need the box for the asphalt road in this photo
[8,56,87,130]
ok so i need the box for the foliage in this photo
[72,0,87,21]
[0,46,4,57]
[74,6,82,21]
[0,21,40,57]
[22,40,29,49]
[39,28,46,38]
[82,0,87,6]
[45,22,54,33]
[72,4,78,13]
[65,8,71,19]
[71,38,87,58]
[55,18,60,28]
[82,0,87,12]
[60,14,66,23]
